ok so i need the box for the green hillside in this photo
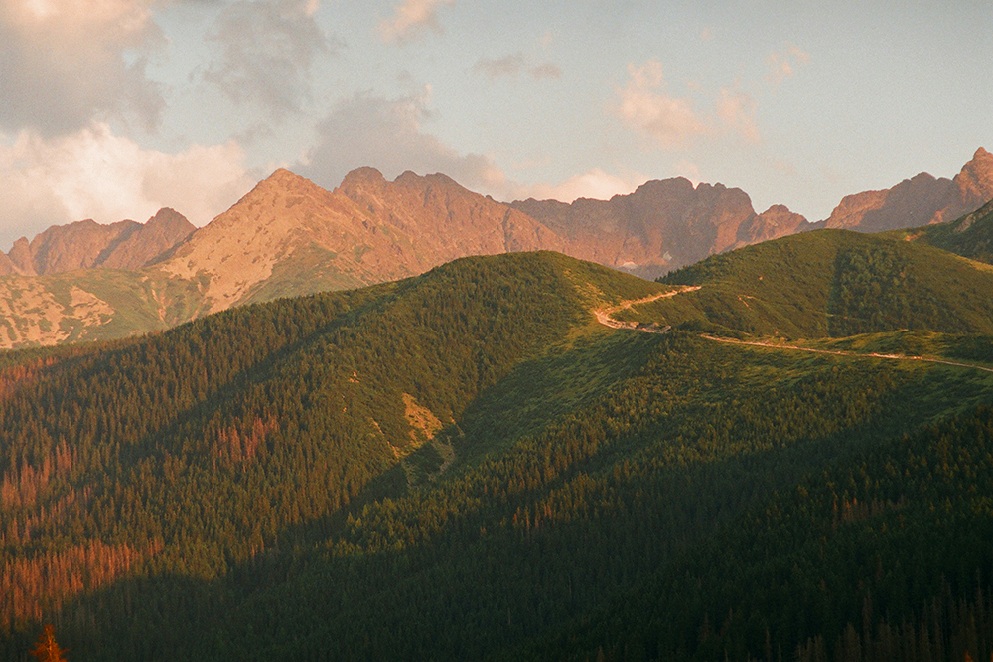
[634,229,993,338]
[899,197,993,265]
[1,250,993,660]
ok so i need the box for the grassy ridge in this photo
[623,229,993,338]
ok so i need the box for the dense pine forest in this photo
[1,235,993,660]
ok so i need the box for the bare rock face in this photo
[6,238,34,275]
[823,173,954,232]
[10,219,141,275]
[159,167,567,313]
[0,252,16,276]
[739,205,808,245]
[159,168,348,312]
[932,147,993,224]
[822,148,993,232]
[339,169,563,264]
[514,178,807,278]
[100,208,195,270]
[3,210,195,275]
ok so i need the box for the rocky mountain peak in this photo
[0,209,196,276]
[19,218,141,275]
[954,146,993,196]
[738,205,808,245]
[98,208,195,270]
[336,167,388,197]
[145,207,193,231]
[251,168,326,198]
[394,170,461,189]
[631,176,696,198]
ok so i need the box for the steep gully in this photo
[595,289,993,374]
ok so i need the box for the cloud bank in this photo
[616,60,707,147]
[767,44,810,84]
[301,89,505,195]
[474,53,562,81]
[617,59,766,147]
[515,169,643,203]
[0,0,165,136]
[0,124,254,248]
[204,0,331,118]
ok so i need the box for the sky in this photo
[1,0,991,248]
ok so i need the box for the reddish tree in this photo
[30,624,68,662]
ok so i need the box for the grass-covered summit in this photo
[633,228,993,338]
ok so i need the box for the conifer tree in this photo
[30,625,67,662]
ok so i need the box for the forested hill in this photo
[650,228,993,338]
[0,251,661,656]
[2,248,993,660]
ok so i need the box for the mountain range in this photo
[1,232,992,659]
[816,147,993,231]
[2,142,993,658]
[0,208,194,276]
[0,148,991,348]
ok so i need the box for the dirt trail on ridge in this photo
[595,287,993,374]
[594,286,700,331]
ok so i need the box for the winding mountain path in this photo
[593,286,700,331]
[596,287,993,374]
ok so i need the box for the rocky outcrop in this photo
[822,148,993,232]
[8,219,140,275]
[740,205,808,244]
[158,167,566,313]
[932,147,993,224]
[99,208,195,270]
[3,210,194,275]
[514,178,808,278]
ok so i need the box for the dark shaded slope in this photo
[70,326,993,661]
[0,251,661,655]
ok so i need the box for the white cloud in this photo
[616,60,707,147]
[0,0,164,136]
[515,169,644,203]
[203,0,331,118]
[474,53,562,81]
[0,123,254,247]
[474,53,526,78]
[301,90,506,195]
[378,0,454,43]
[617,61,765,148]
[717,88,761,144]
[767,43,810,84]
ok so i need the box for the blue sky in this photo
[0,0,990,247]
